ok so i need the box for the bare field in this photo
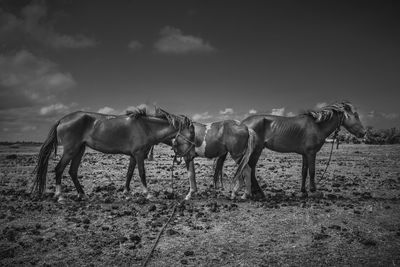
[1,144,400,266]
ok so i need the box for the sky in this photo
[0,0,399,141]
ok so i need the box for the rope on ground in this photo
[141,201,181,267]
[142,155,183,267]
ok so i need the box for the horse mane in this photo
[125,107,147,118]
[305,101,355,123]
[154,107,192,129]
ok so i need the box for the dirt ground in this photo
[1,143,400,266]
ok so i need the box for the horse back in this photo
[56,111,99,146]
[195,120,248,159]
[221,120,250,159]
[270,116,325,153]
[243,115,317,154]
[57,112,138,154]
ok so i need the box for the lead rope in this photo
[142,154,184,267]
[143,126,194,266]
[317,114,343,185]
[171,154,176,191]
[142,200,183,267]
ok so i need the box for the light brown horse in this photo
[215,101,366,198]
[32,107,196,202]
[141,119,257,199]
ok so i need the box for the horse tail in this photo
[32,121,60,196]
[233,128,257,184]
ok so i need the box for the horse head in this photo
[155,107,196,161]
[340,102,366,138]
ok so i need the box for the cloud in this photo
[97,106,116,115]
[128,40,143,51]
[0,2,96,49]
[381,112,399,120]
[219,108,234,115]
[248,109,257,114]
[366,110,398,120]
[39,103,69,116]
[315,102,328,109]
[271,107,285,116]
[0,50,76,109]
[367,111,375,118]
[192,112,212,121]
[49,34,97,49]
[286,111,296,117]
[154,26,215,54]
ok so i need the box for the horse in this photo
[32,107,197,203]
[215,101,366,198]
[136,119,258,199]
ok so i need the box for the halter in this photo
[169,128,196,198]
[172,128,196,158]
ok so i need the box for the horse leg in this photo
[248,149,265,200]
[220,166,224,190]
[136,154,152,199]
[213,154,226,189]
[308,153,322,198]
[68,145,86,200]
[123,156,136,195]
[54,153,73,203]
[241,165,252,200]
[184,158,197,200]
[300,154,308,198]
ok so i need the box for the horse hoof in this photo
[146,193,154,200]
[57,197,66,204]
[185,191,196,201]
[251,191,266,201]
[309,191,323,198]
[77,194,87,201]
[299,192,308,199]
[241,193,249,200]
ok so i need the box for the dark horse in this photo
[215,101,366,198]
[32,107,196,202]
[139,119,257,199]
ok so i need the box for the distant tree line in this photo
[0,141,42,146]
[335,127,400,145]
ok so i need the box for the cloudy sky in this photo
[1,0,399,141]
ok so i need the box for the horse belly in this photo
[86,125,134,155]
[195,138,225,158]
[265,136,301,153]
[85,137,130,155]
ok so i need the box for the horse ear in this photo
[343,104,351,113]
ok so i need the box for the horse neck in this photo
[145,119,178,141]
[317,112,341,139]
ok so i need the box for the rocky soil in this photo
[1,144,400,266]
